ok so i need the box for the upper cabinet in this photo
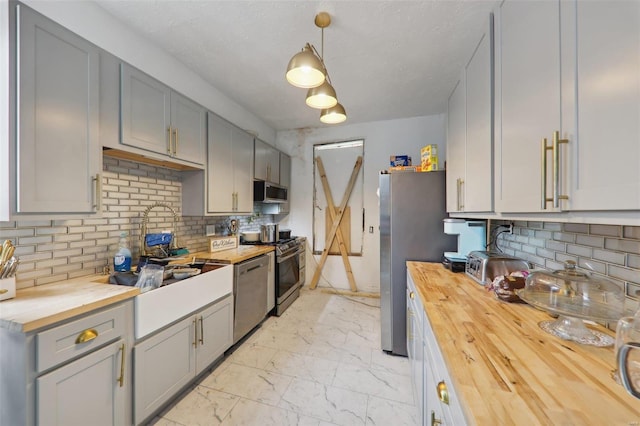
[561,1,640,210]
[446,15,494,213]
[182,113,254,215]
[495,0,640,213]
[120,64,205,166]
[254,139,280,183]
[12,3,102,216]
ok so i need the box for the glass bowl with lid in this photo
[516,260,625,346]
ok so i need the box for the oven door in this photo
[275,248,300,304]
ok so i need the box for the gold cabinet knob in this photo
[437,380,449,405]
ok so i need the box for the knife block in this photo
[0,276,16,301]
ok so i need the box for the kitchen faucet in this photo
[140,202,180,256]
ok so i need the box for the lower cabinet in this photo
[37,339,127,426]
[407,272,467,426]
[133,294,233,425]
[0,300,134,426]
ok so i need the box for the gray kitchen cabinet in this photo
[266,251,275,312]
[13,3,101,215]
[133,294,233,425]
[120,63,205,166]
[560,1,640,210]
[495,0,640,213]
[261,151,291,215]
[407,272,467,426]
[0,300,134,426]
[494,0,563,214]
[446,15,493,214]
[406,279,425,425]
[194,295,234,374]
[133,314,195,425]
[37,339,127,426]
[182,113,253,215]
[446,75,466,214]
[254,138,281,183]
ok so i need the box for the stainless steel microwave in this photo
[254,181,287,203]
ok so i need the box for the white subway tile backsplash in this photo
[493,219,640,324]
[1,158,274,288]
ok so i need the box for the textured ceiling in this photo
[93,1,499,131]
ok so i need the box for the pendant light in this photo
[285,43,325,88]
[306,80,337,109]
[320,102,347,124]
[285,12,347,124]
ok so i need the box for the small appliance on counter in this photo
[466,251,530,285]
[442,218,486,266]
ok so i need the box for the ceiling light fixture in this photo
[286,12,346,124]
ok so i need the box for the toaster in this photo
[466,251,530,285]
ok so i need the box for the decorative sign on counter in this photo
[209,236,238,253]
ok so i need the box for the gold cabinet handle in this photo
[117,343,125,387]
[437,380,449,405]
[541,137,552,209]
[199,316,204,345]
[409,291,415,300]
[92,174,102,211]
[173,128,179,156]
[167,127,173,154]
[75,328,98,344]
[552,130,569,208]
[193,318,198,347]
[431,410,442,426]
[0,289,8,295]
[459,179,464,211]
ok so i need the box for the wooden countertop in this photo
[407,262,640,425]
[0,275,139,333]
[188,246,274,264]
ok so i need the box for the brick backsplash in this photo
[492,220,640,317]
[0,157,273,289]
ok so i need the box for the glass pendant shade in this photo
[285,44,325,88]
[320,102,347,124]
[306,80,338,109]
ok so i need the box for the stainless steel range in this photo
[241,237,303,316]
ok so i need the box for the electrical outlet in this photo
[369,226,374,234]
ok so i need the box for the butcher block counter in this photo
[189,245,274,264]
[407,261,640,425]
[0,276,139,333]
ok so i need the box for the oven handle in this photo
[277,249,301,263]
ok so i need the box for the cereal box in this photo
[390,155,412,167]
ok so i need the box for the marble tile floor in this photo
[150,288,418,426]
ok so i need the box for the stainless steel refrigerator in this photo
[379,171,457,356]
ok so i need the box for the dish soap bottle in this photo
[114,232,132,272]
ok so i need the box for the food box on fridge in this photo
[421,155,439,172]
[389,155,412,166]
[388,165,420,173]
[421,145,439,172]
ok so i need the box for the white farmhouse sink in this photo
[134,263,233,339]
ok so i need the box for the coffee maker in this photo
[442,218,487,271]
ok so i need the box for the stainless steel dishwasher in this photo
[233,254,269,343]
